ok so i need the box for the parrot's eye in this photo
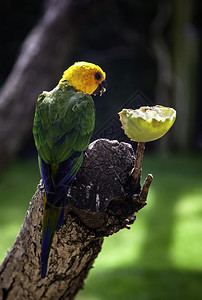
[94,71,103,82]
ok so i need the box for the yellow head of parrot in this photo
[59,61,107,96]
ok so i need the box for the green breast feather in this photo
[33,84,95,164]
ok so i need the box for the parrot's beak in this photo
[92,79,107,97]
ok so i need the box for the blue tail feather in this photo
[39,152,84,278]
[56,197,66,232]
[41,194,64,278]
[41,210,51,278]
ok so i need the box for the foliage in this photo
[0,154,202,299]
[0,160,39,260]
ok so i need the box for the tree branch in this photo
[0,139,153,299]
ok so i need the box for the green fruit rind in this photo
[118,105,176,142]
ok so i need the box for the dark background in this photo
[0,0,201,162]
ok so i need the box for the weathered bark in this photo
[0,139,153,300]
[0,0,110,171]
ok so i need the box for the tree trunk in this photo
[0,139,153,300]
[170,0,198,150]
[0,0,110,172]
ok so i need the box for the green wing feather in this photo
[33,85,95,163]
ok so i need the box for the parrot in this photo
[32,61,107,278]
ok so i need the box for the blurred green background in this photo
[0,0,202,299]
[0,154,202,299]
